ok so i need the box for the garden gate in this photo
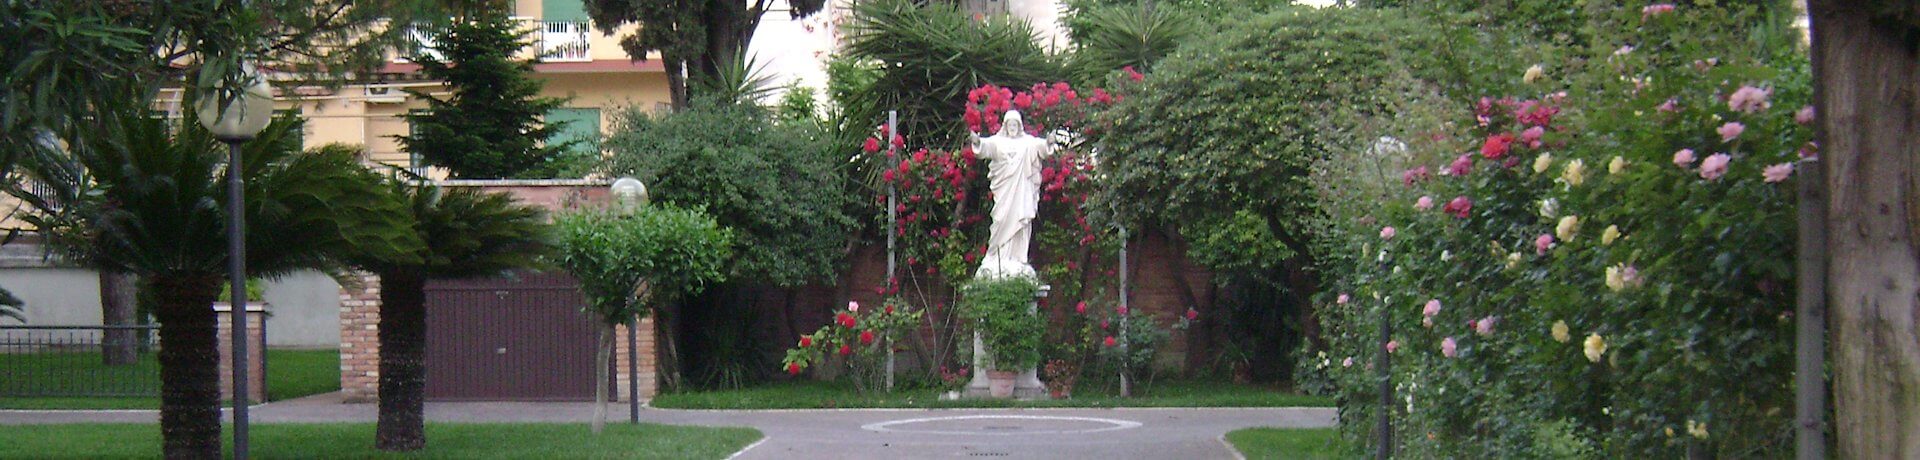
[424,271,597,401]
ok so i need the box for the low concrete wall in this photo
[0,246,343,348]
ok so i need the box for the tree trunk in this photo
[1808,2,1920,457]
[101,270,139,366]
[151,273,223,460]
[664,59,690,111]
[375,271,428,451]
[592,322,613,434]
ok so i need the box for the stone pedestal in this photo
[963,285,1049,400]
[213,302,266,403]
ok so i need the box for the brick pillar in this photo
[613,316,659,401]
[214,302,266,402]
[338,272,381,403]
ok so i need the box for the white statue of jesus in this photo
[969,110,1052,280]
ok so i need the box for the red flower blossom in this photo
[1185,309,1200,321]
[1103,336,1118,347]
[1014,93,1033,109]
[1447,154,1474,177]
[1075,302,1088,315]
[1480,133,1514,160]
[1122,66,1145,82]
[799,336,813,348]
[838,345,854,356]
[787,363,802,375]
[863,137,880,153]
[859,330,876,345]
[1117,305,1130,316]
[837,313,858,329]
[1444,196,1473,219]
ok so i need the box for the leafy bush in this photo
[1311,3,1811,457]
[597,100,855,287]
[958,277,1044,371]
[552,206,733,323]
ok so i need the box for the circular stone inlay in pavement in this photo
[860,415,1143,436]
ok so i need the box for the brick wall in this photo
[338,272,381,403]
[214,303,266,402]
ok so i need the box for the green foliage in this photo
[553,206,732,324]
[0,287,20,322]
[598,101,857,287]
[1092,6,1439,279]
[844,0,1066,145]
[958,277,1044,371]
[774,86,820,124]
[1311,3,1812,457]
[349,172,550,279]
[692,51,777,107]
[2,0,437,179]
[399,3,574,179]
[1063,5,1199,85]
[585,0,826,108]
[10,107,421,280]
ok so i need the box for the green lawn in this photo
[650,379,1333,409]
[0,423,761,459]
[0,349,339,410]
[1225,428,1355,459]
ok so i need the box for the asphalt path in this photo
[0,393,1338,459]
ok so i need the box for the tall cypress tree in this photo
[400,1,573,179]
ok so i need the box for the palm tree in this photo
[11,108,420,458]
[348,175,547,451]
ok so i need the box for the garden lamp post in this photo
[196,63,274,460]
[610,177,647,424]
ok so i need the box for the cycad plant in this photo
[347,172,548,451]
[1066,5,1197,84]
[843,0,1065,145]
[10,107,420,458]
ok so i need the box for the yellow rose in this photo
[1533,153,1553,174]
[1584,333,1607,363]
[1605,265,1626,291]
[1523,64,1545,83]
[1505,252,1523,270]
[1602,225,1621,245]
[1608,156,1627,175]
[1561,159,1587,186]
[1551,320,1570,343]
[1556,215,1580,241]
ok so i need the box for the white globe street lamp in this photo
[196,62,273,460]
[610,176,648,211]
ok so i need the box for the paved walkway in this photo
[0,393,1337,459]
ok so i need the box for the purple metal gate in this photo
[425,271,597,401]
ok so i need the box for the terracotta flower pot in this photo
[987,370,1018,398]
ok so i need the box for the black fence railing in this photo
[0,325,161,397]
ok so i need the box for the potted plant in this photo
[959,277,1042,398]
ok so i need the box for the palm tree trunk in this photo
[101,269,140,366]
[375,271,428,451]
[152,273,223,460]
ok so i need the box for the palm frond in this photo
[1068,5,1198,83]
[844,0,1066,146]
[694,51,779,106]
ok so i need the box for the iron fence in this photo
[0,325,160,397]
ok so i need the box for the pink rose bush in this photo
[1311,12,1810,455]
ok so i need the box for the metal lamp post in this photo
[610,177,647,424]
[196,63,274,460]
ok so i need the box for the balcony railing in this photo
[398,19,592,63]
[538,21,592,62]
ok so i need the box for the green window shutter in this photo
[546,107,601,155]
[542,0,589,23]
